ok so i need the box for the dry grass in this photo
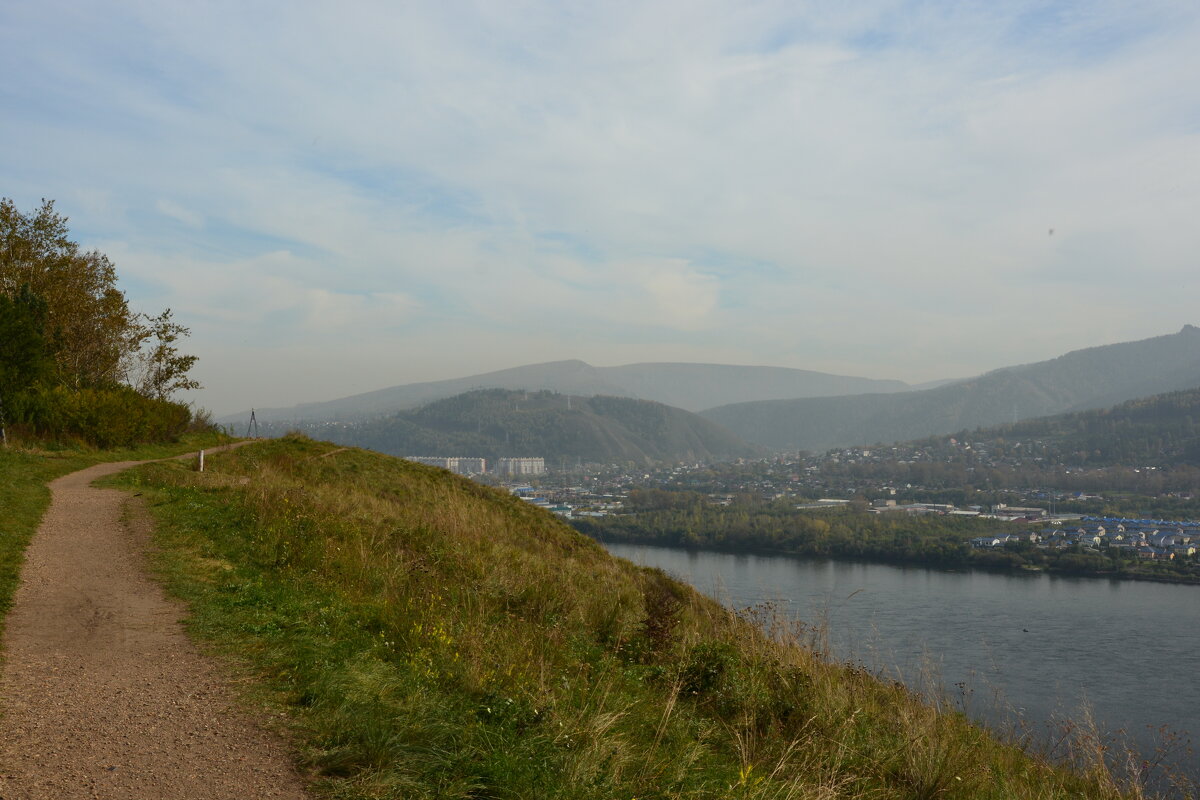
[112,435,1190,800]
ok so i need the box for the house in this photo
[1137,546,1174,561]
[1150,532,1184,548]
[970,536,1002,549]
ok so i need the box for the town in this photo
[399,438,1200,576]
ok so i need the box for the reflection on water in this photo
[604,542,1200,783]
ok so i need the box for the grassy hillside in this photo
[704,325,1200,452]
[288,389,761,464]
[108,436,1156,799]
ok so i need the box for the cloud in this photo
[155,199,204,229]
[2,0,1198,412]
[615,259,722,331]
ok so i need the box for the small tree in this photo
[128,308,202,400]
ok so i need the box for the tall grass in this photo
[114,435,1186,799]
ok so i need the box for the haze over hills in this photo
[278,389,762,465]
[702,325,1200,453]
[221,360,909,423]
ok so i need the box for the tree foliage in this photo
[0,286,50,398]
[0,198,201,445]
[128,308,201,400]
[0,198,135,387]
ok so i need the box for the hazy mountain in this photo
[702,325,1200,452]
[596,363,908,411]
[917,386,1200,467]
[288,389,762,465]
[220,360,908,422]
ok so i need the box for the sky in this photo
[2,0,1198,416]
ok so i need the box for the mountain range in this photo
[701,325,1200,452]
[232,325,1200,459]
[223,360,909,422]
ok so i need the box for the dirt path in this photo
[0,454,310,799]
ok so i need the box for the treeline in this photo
[825,457,1200,498]
[572,490,1200,583]
[1,199,201,447]
[573,491,983,568]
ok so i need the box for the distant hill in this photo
[280,389,762,465]
[221,360,908,423]
[702,325,1200,452]
[921,387,1200,467]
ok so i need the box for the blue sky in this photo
[2,0,1197,414]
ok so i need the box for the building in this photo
[404,456,488,475]
[496,457,546,476]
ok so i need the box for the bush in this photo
[6,384,191,447]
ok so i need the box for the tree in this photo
[1,198,136,388]
[0,285,51,445]
[128,308,201,400]
[0,197,198,399]
[0,285,50,398]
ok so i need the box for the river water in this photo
[603,543,1199,783]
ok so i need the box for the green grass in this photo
[105,434,1178,800]
[0,432,232,647]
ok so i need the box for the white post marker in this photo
[199,449,205,472]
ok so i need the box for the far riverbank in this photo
[571,509,1200,587]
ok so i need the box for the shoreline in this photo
[586,533,1200,587]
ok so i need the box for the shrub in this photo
[6,383,191,447]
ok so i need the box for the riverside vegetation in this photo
[572,492,1200,584]
[105,435,1190,799]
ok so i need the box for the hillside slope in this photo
[704,325,1200,451]
[111,437,1130,799]
[223,359,908,422]
[918,386,1200,467]
[291,388,761,464]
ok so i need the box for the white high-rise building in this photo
[496,457,546,476]
[404,456,488,475]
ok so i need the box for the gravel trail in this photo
[0,456,310,799]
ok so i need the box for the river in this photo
[603,543,1200,784]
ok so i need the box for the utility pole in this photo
[245,409,259,439]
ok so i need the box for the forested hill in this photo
[288,389,762,464]
[917,386,1200,467]
[702,325,1200,452]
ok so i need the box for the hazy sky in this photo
[3,1,1197,415]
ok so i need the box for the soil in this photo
[0,455,310,799]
